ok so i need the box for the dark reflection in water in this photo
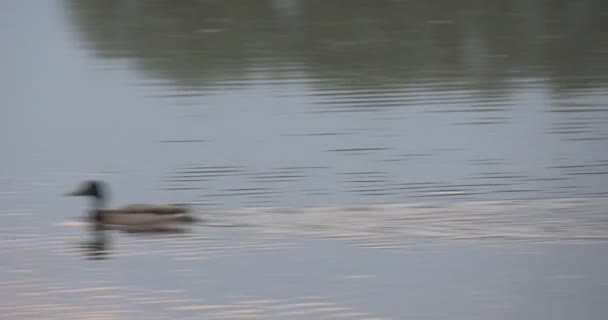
[79,224,110,260]
[78,222,193,260]
[66,0,608,93]
[60,0,608,206]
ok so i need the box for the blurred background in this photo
[2,1,608,319]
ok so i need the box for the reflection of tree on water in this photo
[65,0,608,92]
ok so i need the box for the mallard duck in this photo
[65,180,194,226]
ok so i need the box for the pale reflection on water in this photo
[2,0,608,319]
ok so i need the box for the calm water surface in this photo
[2,1,608,319]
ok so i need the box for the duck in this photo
[65,180,195,226]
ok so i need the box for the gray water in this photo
[2,1,608,319]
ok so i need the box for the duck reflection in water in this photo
[79,217,192,260]
[79,223,111,260]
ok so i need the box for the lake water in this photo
[2,1,608,319]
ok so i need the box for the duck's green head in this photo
[65,180,106,200]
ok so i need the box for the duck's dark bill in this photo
[64,189,86,196]
[64,184,91,196]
